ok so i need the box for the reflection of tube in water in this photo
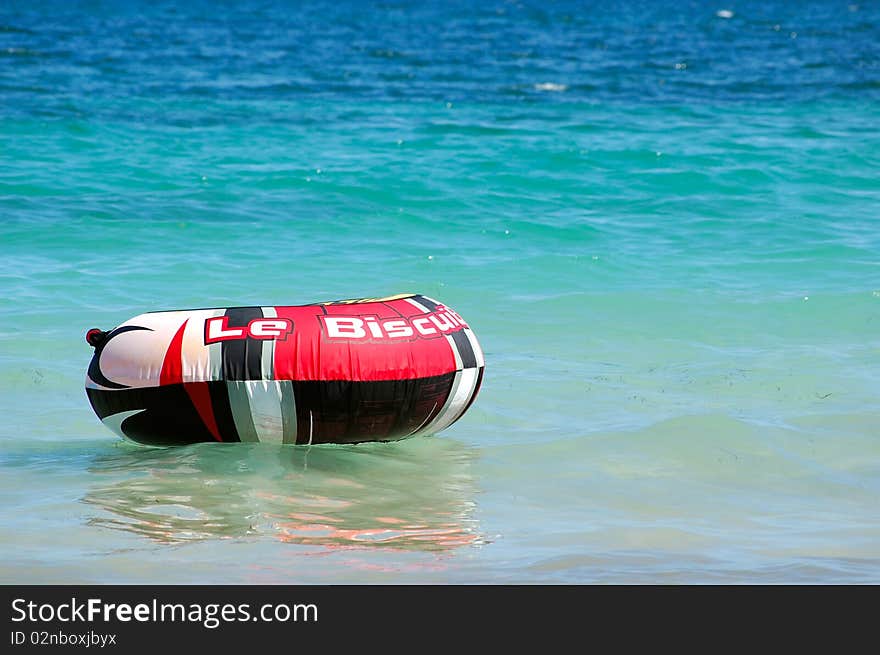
[83,438,482,552]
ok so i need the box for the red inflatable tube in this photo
[84,294,484,446]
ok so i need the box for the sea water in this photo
[1,0,878,583]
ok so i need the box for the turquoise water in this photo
[2,0,879,583]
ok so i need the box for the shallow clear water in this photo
[2,0,879,583]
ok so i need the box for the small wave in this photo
[534,82,568,93]
[1,47,39,58]
[0,24,35,34]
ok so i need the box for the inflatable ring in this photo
[85,294,484,446]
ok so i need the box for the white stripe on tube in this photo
[405,297,430,313]
[245,380,285,444]
[463,328,484,368]
[445,334,463,370]
[207,309,226,381]
[260,306,277,380]
[225,379,293,444]
[227,381,259,442]
[410,367,479,438]
[101,409,146,439]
